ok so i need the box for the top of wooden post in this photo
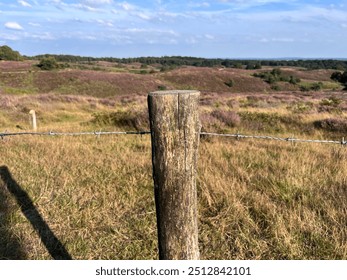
[149,90,200,96]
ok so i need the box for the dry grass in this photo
[0,63,346,260]
[1,125,346,260]
[198,139,347,259]
[0,135,156,259]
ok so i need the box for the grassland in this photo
[0,61,346,259]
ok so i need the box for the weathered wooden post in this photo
[29,110,37,131]
[148,90,200,260]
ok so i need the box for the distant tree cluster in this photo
[245,62,262,70]
[331,71,347,90]
[0,45,23,61]
[253,68,301,85]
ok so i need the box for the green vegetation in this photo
[37,56,59,70]
[299,82,323,92]
[331,71,347,90]
[0,45,23,61]
[253,68,300,85]
[27,53,347,70]
[246,62,262,70]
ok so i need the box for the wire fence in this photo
[200,132,347,145]
[0,131,150,137]
[1,130,346,146]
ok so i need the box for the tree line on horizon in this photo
[30,54,347,70]
[1,45,347,71]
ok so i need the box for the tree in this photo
[271,68,282,77]
[37,56,59,70]
[331,71,347,90]
[233,62,243,69]
[254,63,262,69]
[0,45,23,61]
[289,75,301,85]
[331,71,342,82]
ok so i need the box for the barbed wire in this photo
[0,131,151,138]
[1,130,346,146]
[200,132,347,146]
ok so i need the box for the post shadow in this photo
[0,166,72,260]
[0,180,27,259]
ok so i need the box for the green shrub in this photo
[224,79,234,88]
[289,76,301,85]
[271,85,280,91]
[37,56,59,70]
[157,85,167,91]
[253,68,292,85]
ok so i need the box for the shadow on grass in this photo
[0,177,26,259]
[0,166,72,260]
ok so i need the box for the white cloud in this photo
[186,37,198,44]
[218,0,292,4]
[124,28,178,36]
[29,22,41,27]
[73,4,99,12]
[0,33,20,40]
[260,38,269,43]
[84,35,98,40]
[96,19,114,27]
[136,12,152,20]
[27,32,56,40]
[229,5,347,25]
[18,0,32,7]
[118,2,136,11]
[271,37,294,42]
[216,0,281,10]
[5,22,24,30]
[81,0,113,6]
[188,2,210,8]
[259,37,298,43]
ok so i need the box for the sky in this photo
[0,0,347,58]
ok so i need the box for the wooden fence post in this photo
[29,110,37,131]
[148,90,200,260]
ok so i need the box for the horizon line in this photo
[22,54,347,61]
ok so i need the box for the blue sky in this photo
[0,0,347,58]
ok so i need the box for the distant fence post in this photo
[148,90,200,260]
[29,110,37,131]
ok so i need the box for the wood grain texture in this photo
[148,90,200,260]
